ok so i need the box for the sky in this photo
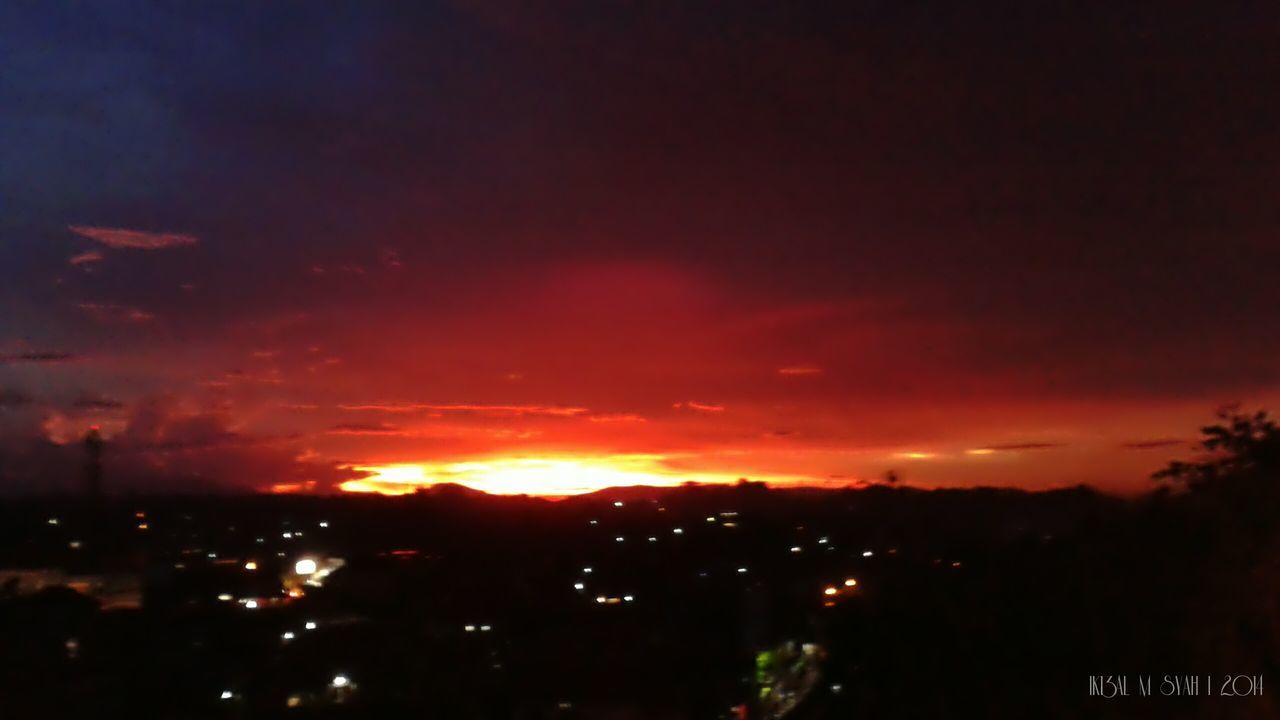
[2,1,1278,495]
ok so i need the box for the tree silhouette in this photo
[1154,409,1280,489]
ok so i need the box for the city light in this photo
[244,561,257,571]
[331,674,350,688]
[295,558,318,575]
[573,582,585,590]
[844,578,857,587]
[220,690,232,700]
[823,586,838,596]
[305,621,317,630]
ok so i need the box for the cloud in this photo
[968,442,1064,454]
[326,422,407,436]
[280,403,320,411]
[673,401,725,412]
[0,351,78,365]
[337,402,589,417]
[777,364,823,376]
[310,263,367,276]
[71,394,126,411]
[203,368,285,387]
[0,396,359,494]
[588,413,648,423]
[68,250,104,266]
[379,248,403,268]
[985,442,1062,450]
[1121,438,1186,450]
[0,388,33,408]
[67,225,198,250]
[77,302,156,322]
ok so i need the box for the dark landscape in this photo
[3,412,1279,718]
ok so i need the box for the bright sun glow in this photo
[339,454,817,497]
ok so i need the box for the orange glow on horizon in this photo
[339,454,827,497]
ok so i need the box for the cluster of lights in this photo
[822,577,859,601]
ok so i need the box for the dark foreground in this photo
[2,476,1278,719]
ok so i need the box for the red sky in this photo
[2,2,1278,495]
